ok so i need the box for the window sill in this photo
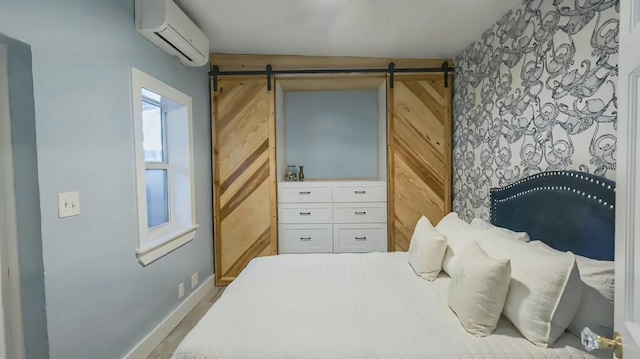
[136,225,199,266]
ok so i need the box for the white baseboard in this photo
[124,274,215,359]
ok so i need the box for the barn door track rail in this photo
[209,61,454,91]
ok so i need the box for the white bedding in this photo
[172,253,607,359]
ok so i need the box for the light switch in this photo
[58,192,80,218]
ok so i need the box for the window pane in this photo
[142,100,164,162]
[142,88,162,102]
[146,169,169,228]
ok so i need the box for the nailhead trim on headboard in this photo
[494,187,614,210]
[490,171,615,192]
[488,170,616,223]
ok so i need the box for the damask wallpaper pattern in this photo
[452,0,619,221]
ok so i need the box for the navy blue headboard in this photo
[490,171,615,261]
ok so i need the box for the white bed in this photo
[171,252,607,359]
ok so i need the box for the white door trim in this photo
[615,0,640,356]
[0,44,26,359]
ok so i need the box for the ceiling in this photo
[175,0,521,59]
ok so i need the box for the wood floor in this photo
[146,286,226,359]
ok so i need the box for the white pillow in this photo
[529,241,614,338]
[448,241,511,337]
[407,216,448,281]
[436,212,470,233]
[436,213,488,276]
[470,218,530,243]
[480,236,582,347]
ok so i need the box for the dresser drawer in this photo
[279,224,333,254]
[278,183,332,203]
[333,223,387,253]
[333,202,387,223]
[333,182,386,203]
[279,203,332,224]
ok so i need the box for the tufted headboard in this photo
[489,171,616,261]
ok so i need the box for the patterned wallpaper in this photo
[452,0,619,221]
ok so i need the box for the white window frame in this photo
[131,67,197,266]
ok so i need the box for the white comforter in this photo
[172,252,607,359]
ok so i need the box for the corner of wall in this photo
[1,32,50,359]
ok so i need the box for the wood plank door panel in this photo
[213,77,277,285]
[389,74,452,251]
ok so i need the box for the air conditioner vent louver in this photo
[154,31,194,62]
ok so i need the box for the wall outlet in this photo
[191,272,199,288]
[58,192,80,218]
[178,282,184,299]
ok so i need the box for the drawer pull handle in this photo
[299,191,311,195]
[300,237,312,241]
[354,190,367,194]
[299,212,311,216]
[355,211,367,215]
[355,236,367,241]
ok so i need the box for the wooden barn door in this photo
[388,74,452,251]
[212,77,277,285]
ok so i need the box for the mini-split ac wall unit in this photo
[135,0,209,67]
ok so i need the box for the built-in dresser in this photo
[278,181,387,254]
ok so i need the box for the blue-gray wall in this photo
[0,1,214,358]
[284,90,379,179]
[1,33,48,359]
